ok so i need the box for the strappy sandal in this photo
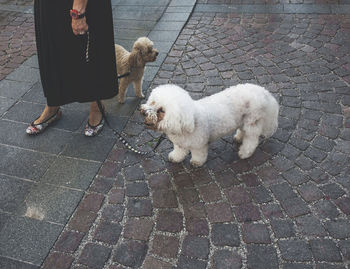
[84,109,105,137]
[26,108,62,135]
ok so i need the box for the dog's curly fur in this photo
[115,37,158,103]
[141,84,279,167]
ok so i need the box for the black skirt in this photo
[34,0,118,106]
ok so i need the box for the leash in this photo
[96,99,165,155]
[84,31,165,154]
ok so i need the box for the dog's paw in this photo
[117,95,125,104]
[190,159,205,167]
[137,93,145,99]
[238,148,253,159]
[168,151,185,163]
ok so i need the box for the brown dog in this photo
[115,37,158,103]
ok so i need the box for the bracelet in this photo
[70,9,86,20]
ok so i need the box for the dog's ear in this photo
[129,48,144,67]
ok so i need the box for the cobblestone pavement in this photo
[1,0,350,269]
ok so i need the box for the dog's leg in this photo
[133,80,144,99]
[238,122,262,159]
[233,128,244,143]
[117,78,128,104]
[190,145,208,167]
[169,144,188,163]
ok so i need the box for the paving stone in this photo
[0,256,39,269]
[233,203,261,222]
[142,256,172,269]
[156,210,183,232]
[315,264,346,269]
[313,200,340,219]
[0,145,56,181]
[68,209,97,233]
[206,202,234,223]
[211,223,240,247]
[186,218,209,236]
[270,219,296,238]
[214,170,240,188]
[61,134,115,162]
[241,173,260,187]
[280,197,310,218]
[42,252,73,269]
[295,215,327,236]
[126,181,149,197]
[182,235,209,259]
[0,216,63,265]
[113,240,147,267]
[178,188,201,206]
[261,203,284,219]
[78,243,111,268]
[297,182,324,202]
[177,255,206,269]
[108,188,125,204]
[79,193,105,213]
[93,221,122,244]
[0,174,33,213]
[40,156,101,190]
[282,168,309,186]
[173,172,194,188]
[153,189,178,208]
[54,230,85,253]
[270,182,297,201]
[224,186,251,205]
[335,196,350,215]
[101,204,124,222]
[282,263,313,269]
[148,173,172,189]
[198,183,221,202]
[243,223,271,244]
[123,218,154,241]
[212,249,242,269]
[310,239,342,262]
[278,240,313,262]
[325,219,350,239]
[249,185,273,204]
[89,177,115,194]
[150,234,179,259]
[127,198,152,217]
[247,245,278,269]
[320,183,346,199]
[339,240,350,260]
[17,183,83,224]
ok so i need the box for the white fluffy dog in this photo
[115,37,158,103]
[140,84,279,167]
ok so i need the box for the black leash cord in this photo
[96,100,165,155]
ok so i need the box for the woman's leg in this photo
[34,105,60,124]
[88,101,103,126]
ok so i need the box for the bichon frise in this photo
[115,37,159,103]
[140,84,279,167]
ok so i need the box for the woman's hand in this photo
[71,0,88,35]
[72,17,89,35]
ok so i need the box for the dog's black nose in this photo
[155,51,159,56]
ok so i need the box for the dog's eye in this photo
[157,108,164,114]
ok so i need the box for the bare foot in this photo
[34,105,60,124]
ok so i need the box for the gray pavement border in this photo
[194,3,350,14]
